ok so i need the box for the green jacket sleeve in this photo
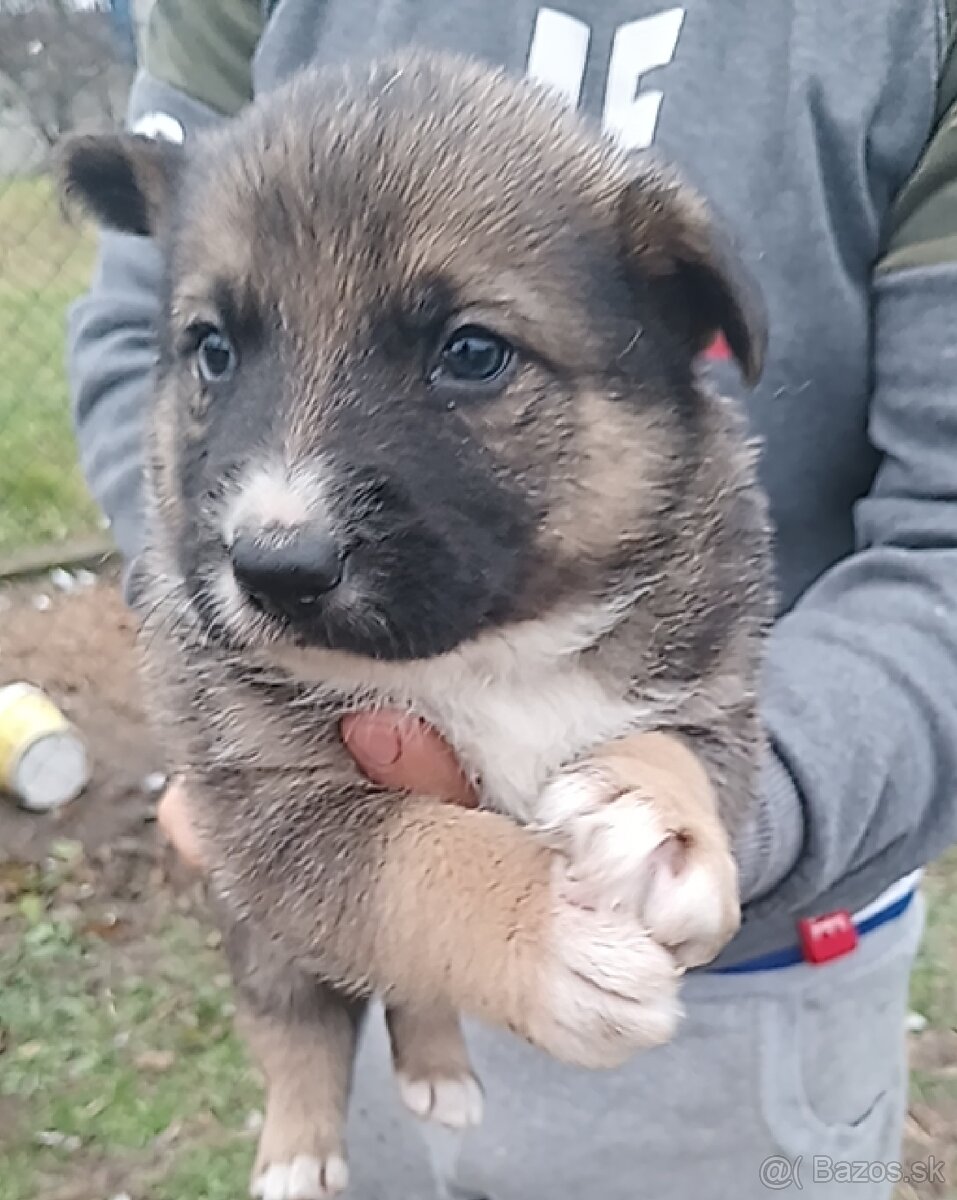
[877,0,957,272]
[143,0,263,116]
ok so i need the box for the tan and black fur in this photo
[60,52,773,1198]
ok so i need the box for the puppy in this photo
[61,51,773,1198]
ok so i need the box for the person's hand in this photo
[157,711,478,869]
[157,776,207,869]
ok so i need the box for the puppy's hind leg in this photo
[388,1003,484,1199]
[386,1002,483,1131]
[224,918,364,1199]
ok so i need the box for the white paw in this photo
[527,862,682,1070]
[397,1070,485,1129]
[536,766,739,968]
[251,1154,349,1199]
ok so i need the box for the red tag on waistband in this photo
[797,910,859,964]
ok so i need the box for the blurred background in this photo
[0,0,138,569]
[0,5,954,1199]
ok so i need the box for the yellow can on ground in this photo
[0,682,90,812]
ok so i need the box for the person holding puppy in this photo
[68,1,957,1198]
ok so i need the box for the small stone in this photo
[134,1049,175,1073]
[50,839,83,864]
[244,1110,264,1134]
[74,569,97,588]
[142,771,168,796]
[50,903,82,924]
[906,1010,928,1034]
[31,593,52,612]
[35,1130,81,1151]
[49,568,76,592]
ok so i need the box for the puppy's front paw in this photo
[522,859,682,1069]
[536,736,740,968]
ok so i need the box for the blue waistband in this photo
[705,888,918,975]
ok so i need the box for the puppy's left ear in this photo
[617,163,767,386]
[56,131,183,238]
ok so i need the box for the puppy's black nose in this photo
[230,529,343,619]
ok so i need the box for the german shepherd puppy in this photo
[61,51,772,1198]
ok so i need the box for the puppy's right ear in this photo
[57,132,183,238]
[617,160,767,386]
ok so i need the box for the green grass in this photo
[1,848,955,1200]
[907,858,957,1124]
[0,175,103,555]
[0,855,260,1200]
[911,858,957,1030]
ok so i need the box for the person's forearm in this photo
[67,74,237,602]
[67,227,158,575]
[734,267,957,912]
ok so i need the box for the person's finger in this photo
[340,711,478,806]
[157,776,207,868]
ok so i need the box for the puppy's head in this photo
[61,53,765,661]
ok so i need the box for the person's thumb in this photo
[340,711,478,806]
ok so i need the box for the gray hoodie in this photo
[67,0,957,970]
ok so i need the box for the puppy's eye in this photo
[431,325,513,388]
[195,328,237,384]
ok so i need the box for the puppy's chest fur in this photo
[400,657,638,819]
[271,605,670,821]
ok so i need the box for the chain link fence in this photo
[0,0,136,566]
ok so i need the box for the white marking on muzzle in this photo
[221,460,332,546]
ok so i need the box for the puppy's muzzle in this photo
[230,525,344,622]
